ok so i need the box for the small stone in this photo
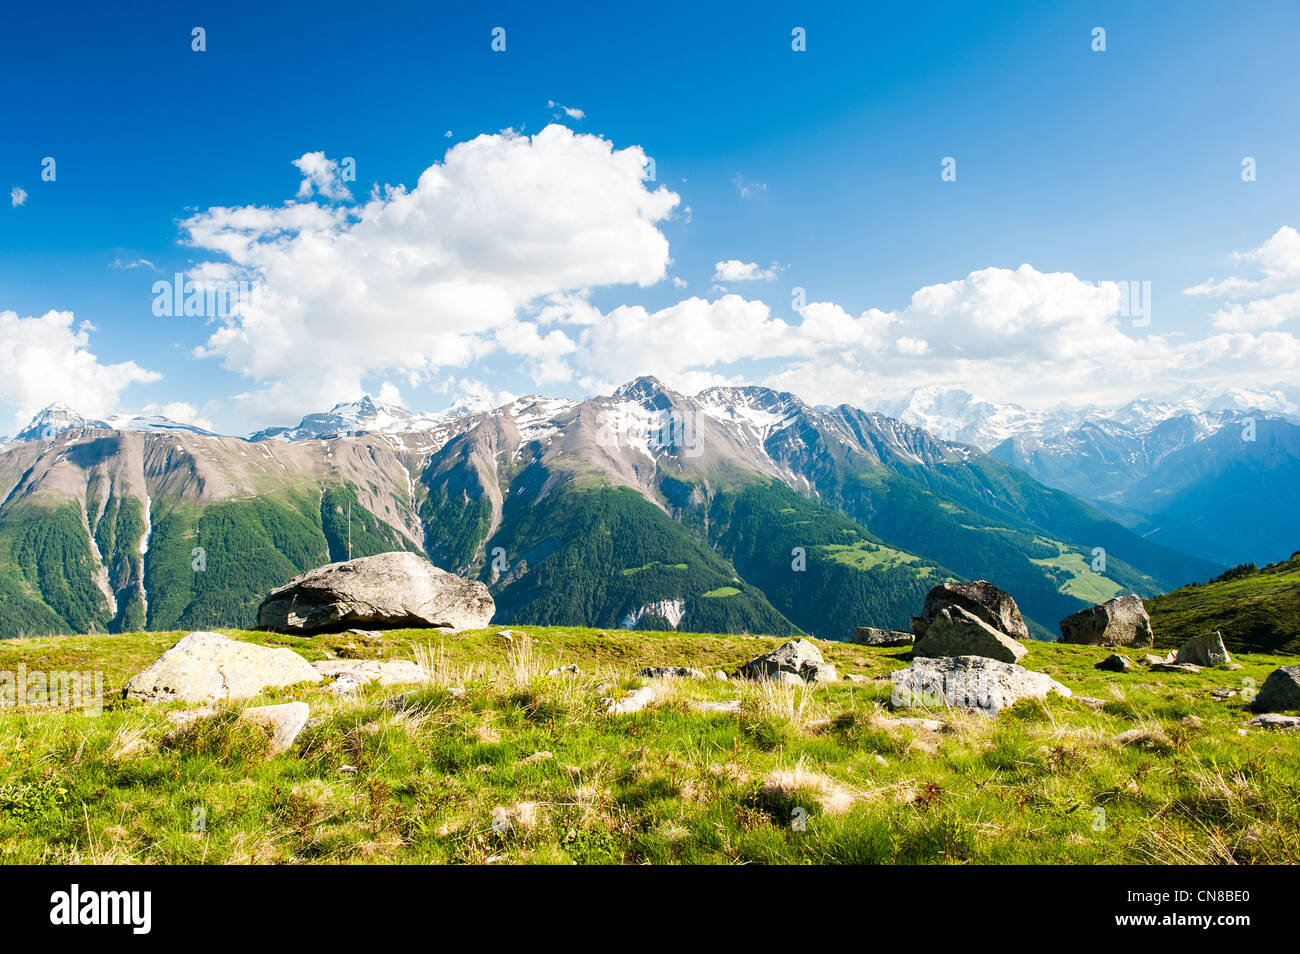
[240,701,310,756]
[1095,653,1133,673]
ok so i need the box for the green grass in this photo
[0,625,1296,864]
[1147,551,1300,654]
[700,587,741,598]
[1030,542,1125,605]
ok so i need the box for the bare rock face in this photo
[734,638,838,683]
[852,626,914,647]
[911,581,1030,642]
[257,552,494,635]
[913,605,1028,664]
[1252,666,1300,714]
[1059,595,1154,648]
[1174,631,1231,667]
[889,655,1071,717]
[125,631,321,703]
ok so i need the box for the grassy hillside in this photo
[1147,552,1300,655]
[0,625,1295,864]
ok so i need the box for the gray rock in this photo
[1151,662,1202,674]
[1245,713,1300,731]
[911,581,1030,642]
[1059,595,1154,648]
[257,551,494,635]
[1095,653,1133,672]
[313,659,427,687]
[913,605,1028,664]
[125,631,322,703]
[1174,631,1231,667]
[1140,652,1176,666]
[889,655,1071,717]
[240,701,310,755]
[1252,665,1300,713]
[606,686,658,714]
[637,666,706,680]
[852,627,914,647]
[733,638,837,683]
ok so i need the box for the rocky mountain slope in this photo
[0,379,1222,640]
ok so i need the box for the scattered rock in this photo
[1151,662,1202,674]
[638,666,706,680]
[852,626,914,647]
[911,580,1030,642]
[1251,665,1300,713]
[713,671,728,681]
[1074,696,1107,711]
[694,699,743,714]
[842,673,870,683]
[256,551,495,635]
[547,664,580,676]
[889,655,1071,717]
[164,706,218,726]
[1095,653,1133,673]
[1174,631,1231,667]
[313,659,426,687]
[1212,688,1238,700]
[1245,713,1300,731]
[1140,652,1175,666]
[606,686,657,715]
[891,716,946,732]
[240,701,310,755]
[1058,595,1154,648]
[912,605,1028,664]
[125,631,321,704]
[327,672,366,696]
[733,638,837,684]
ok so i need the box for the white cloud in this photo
[291,151,353,202]
[0,310,161,430]
[10,187,27,207]
[732,174,766,199]
[111,257,158,271]
[712,259,780,282]
[185,125,679,423]
[1186,226,1300,333]
[546,99,585,121]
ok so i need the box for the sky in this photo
[2,0,1299,436]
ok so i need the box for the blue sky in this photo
[3,0,1299,435]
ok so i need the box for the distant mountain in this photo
[1147,552,1300,655]
[248,394,450,448]
[0,379,1221,639]
[872,385,1300,567]
[15,402,216,441]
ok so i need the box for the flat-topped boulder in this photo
[1059,595,1154,648]
[852,626,914,647]
[313,659,427,687]
[734,638,837,684]
[913,605,1028,664]
[889,655,1071,717]
[1095,653,1133,672]
[125,631,321,703]
[911,581,1030,642]
[257,551,494,635]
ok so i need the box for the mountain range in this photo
[875,385,1300,567]
[0,378,1232,641]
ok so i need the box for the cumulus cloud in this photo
[1186,226,1300,332]
[138,402,215,431]
[10,187,27,207]
[712,260,780,282]
[292,151,353,201]
[0,310,161,430]
[184,125,679,423]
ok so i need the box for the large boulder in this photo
[890,655,1072,717]
[912,605,1028,664]
[911,581,1030,642]
[1058,595,1154,648]
[852,626,914,647]
[241,702,311,755]
[1174,631,1231,667]
[257,551,494,635]
[125,632,321,703]
[734,639,837,683]
[1252,666,1300,713]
